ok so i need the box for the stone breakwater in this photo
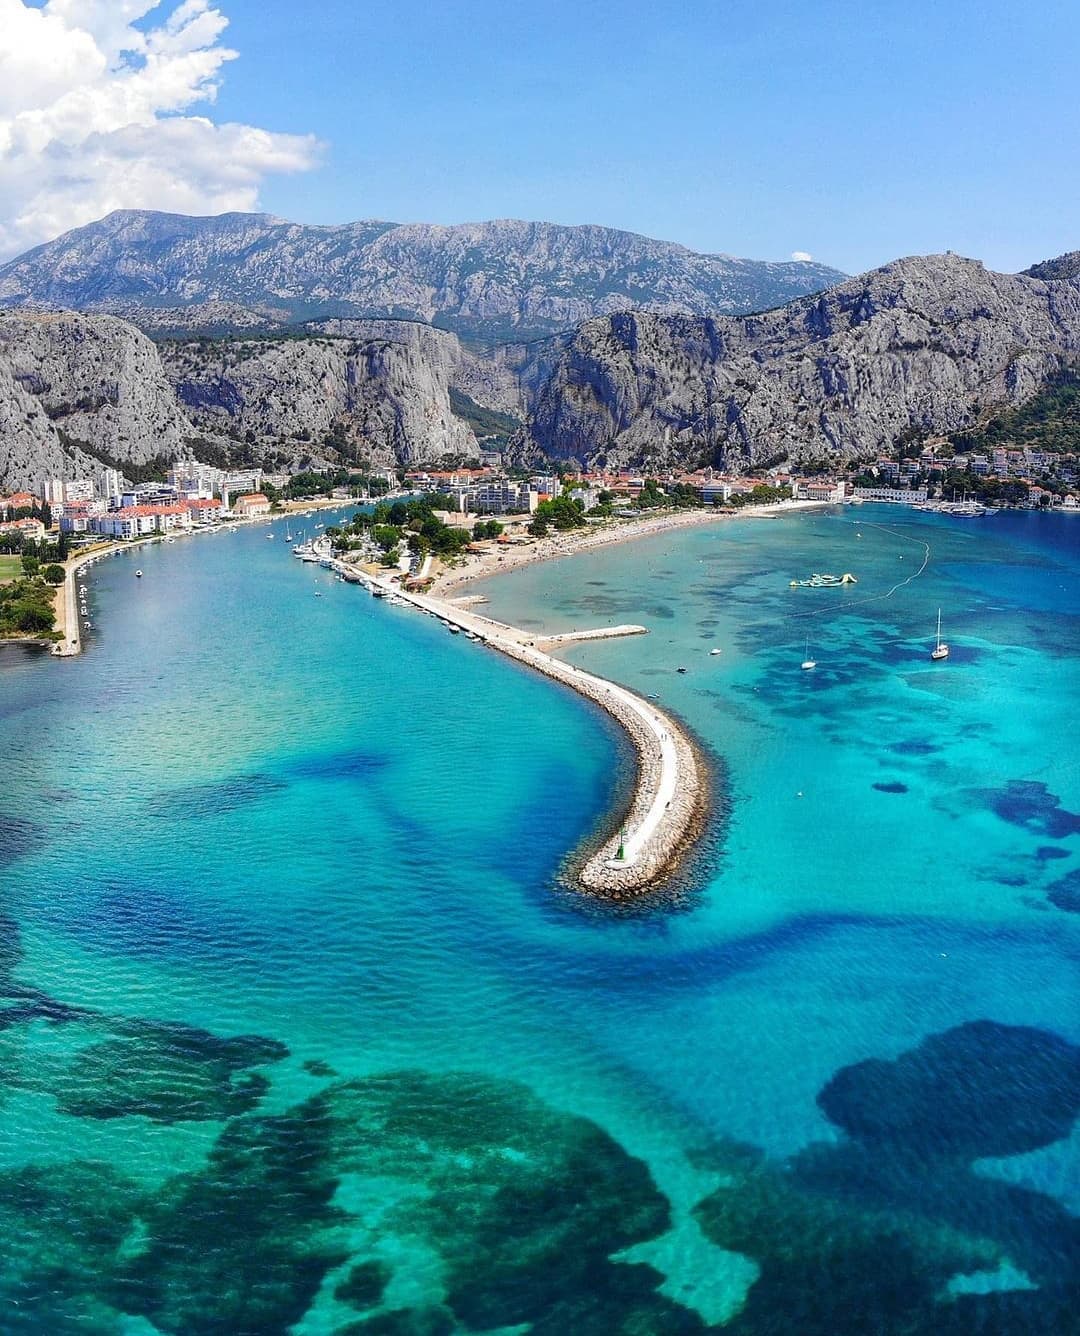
[569,673,707,898]
[360,571,706,898]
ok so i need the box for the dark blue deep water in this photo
[0,507,1077,1333]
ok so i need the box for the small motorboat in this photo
[135,570,143,578]
[709,648,722,656]
[677,666,688,674]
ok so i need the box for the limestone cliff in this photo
[0,314,491,490]
[162,322,481,468]
[0,312,197,490]
[525,255,1080,468]
[4,253,1079,492]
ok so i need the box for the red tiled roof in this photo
[111,504,189,517]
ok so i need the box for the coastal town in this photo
[2,430,1074,554]
[3,427,1073,898]
[1,430,1076,655]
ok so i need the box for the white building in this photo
[458,480,539,514]
[565,484,600,510]
[224,467,263,494]
[120,485,182,509]
[43,478,94,504]
[794,480,847,502]
[90,504,193,539]
[530,475,562,497]
[95,469,122,504]
[851,486,928,503]
[169,459,221,499]
[186,497,224,524]
[57,498,105,532]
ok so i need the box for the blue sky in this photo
[7,0,1079,273]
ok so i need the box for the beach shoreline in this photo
[427,499,830,599]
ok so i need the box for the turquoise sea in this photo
[1,506,1078,1334]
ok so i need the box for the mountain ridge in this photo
[0,209,846,342]
[3,251,1078,493]
[524,253,1080,469]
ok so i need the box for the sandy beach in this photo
[428,499,828,599]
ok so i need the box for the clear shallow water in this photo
[1,508,1078,1334]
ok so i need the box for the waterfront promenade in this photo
[52,544,116,656]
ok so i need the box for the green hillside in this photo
[955,370,1080,454]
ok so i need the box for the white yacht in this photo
[931,609,950,660]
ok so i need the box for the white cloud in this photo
[0,0,321,259]
[790,250,813,262]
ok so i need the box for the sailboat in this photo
[931,609,949,660]
[801,638,816,670]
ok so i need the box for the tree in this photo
[21,555,39,576]
[472,520,504,540]
[15,602,54,633]
[529,495,586,533]
[373,524,402,552]
[636,478,666,509]
[42,564,65,585]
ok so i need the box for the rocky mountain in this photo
[0,313,494,492]
[0,312,199,491]
[162,321,486,469]
[4,253,1079,493]
[0,210,846,342]
[1024,251,1080,283]
[525,254,1080,469]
